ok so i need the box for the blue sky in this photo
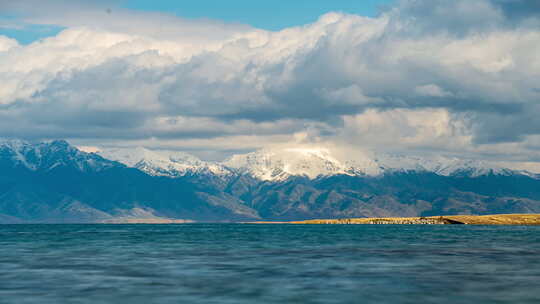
[124,0,394,30]
[0,0,393,44]
[0,20,63,45]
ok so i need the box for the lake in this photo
[1,224,539,303]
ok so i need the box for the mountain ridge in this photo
[98,147,233,178]
[96,144,538,181]
[0,139,120,172]
[1,139,540,223]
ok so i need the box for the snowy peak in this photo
[225,147,371,181]
[98,147,231,178]
[224,147,534,181]
[373,154,516,177]
[0,139,116,172]
[2,139,534,181]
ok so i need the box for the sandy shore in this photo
[251,214,540,225]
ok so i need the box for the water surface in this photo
[1,224,539,303]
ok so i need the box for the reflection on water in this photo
[0,224,539,303]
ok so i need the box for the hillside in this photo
[1,140,540,223]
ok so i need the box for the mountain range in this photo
[1,139,540,223]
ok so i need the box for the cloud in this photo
[493,0,540,22]
[415,84,452,98]
[0,0,539,163]
[338,108,472,152]
[0,0,253,42]
[0,36,18,52]
[389,0,505,36]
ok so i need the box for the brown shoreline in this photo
[248,214,540,225]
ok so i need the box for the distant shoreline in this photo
[248,214,540,225]
[3,214,540,225]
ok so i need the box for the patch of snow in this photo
[0,139,116,172]
[2,139,537,181]
[374,154,515,177]
[224,147,530,181]
[225,147,375,181]
[98,147,232,178]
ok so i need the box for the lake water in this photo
[0,224,539,304]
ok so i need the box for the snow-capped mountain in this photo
[373,154,520,177]
[98,147,232,177]
[96,145,536,181]
[225,147,382,181]
[3,138,530,181]
[0,139,116,172]
[224,147,535,181]
[2,139,540,223]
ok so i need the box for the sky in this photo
[123,0,394,30]
[0,0,394,43]
[0,0,540,170]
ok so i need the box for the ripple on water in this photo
[0,224,539,304]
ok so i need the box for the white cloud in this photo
[0,36,18,52]
[338,108,472,152]
[0,0,539,165]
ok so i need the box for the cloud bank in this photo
[1,0,539,165]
